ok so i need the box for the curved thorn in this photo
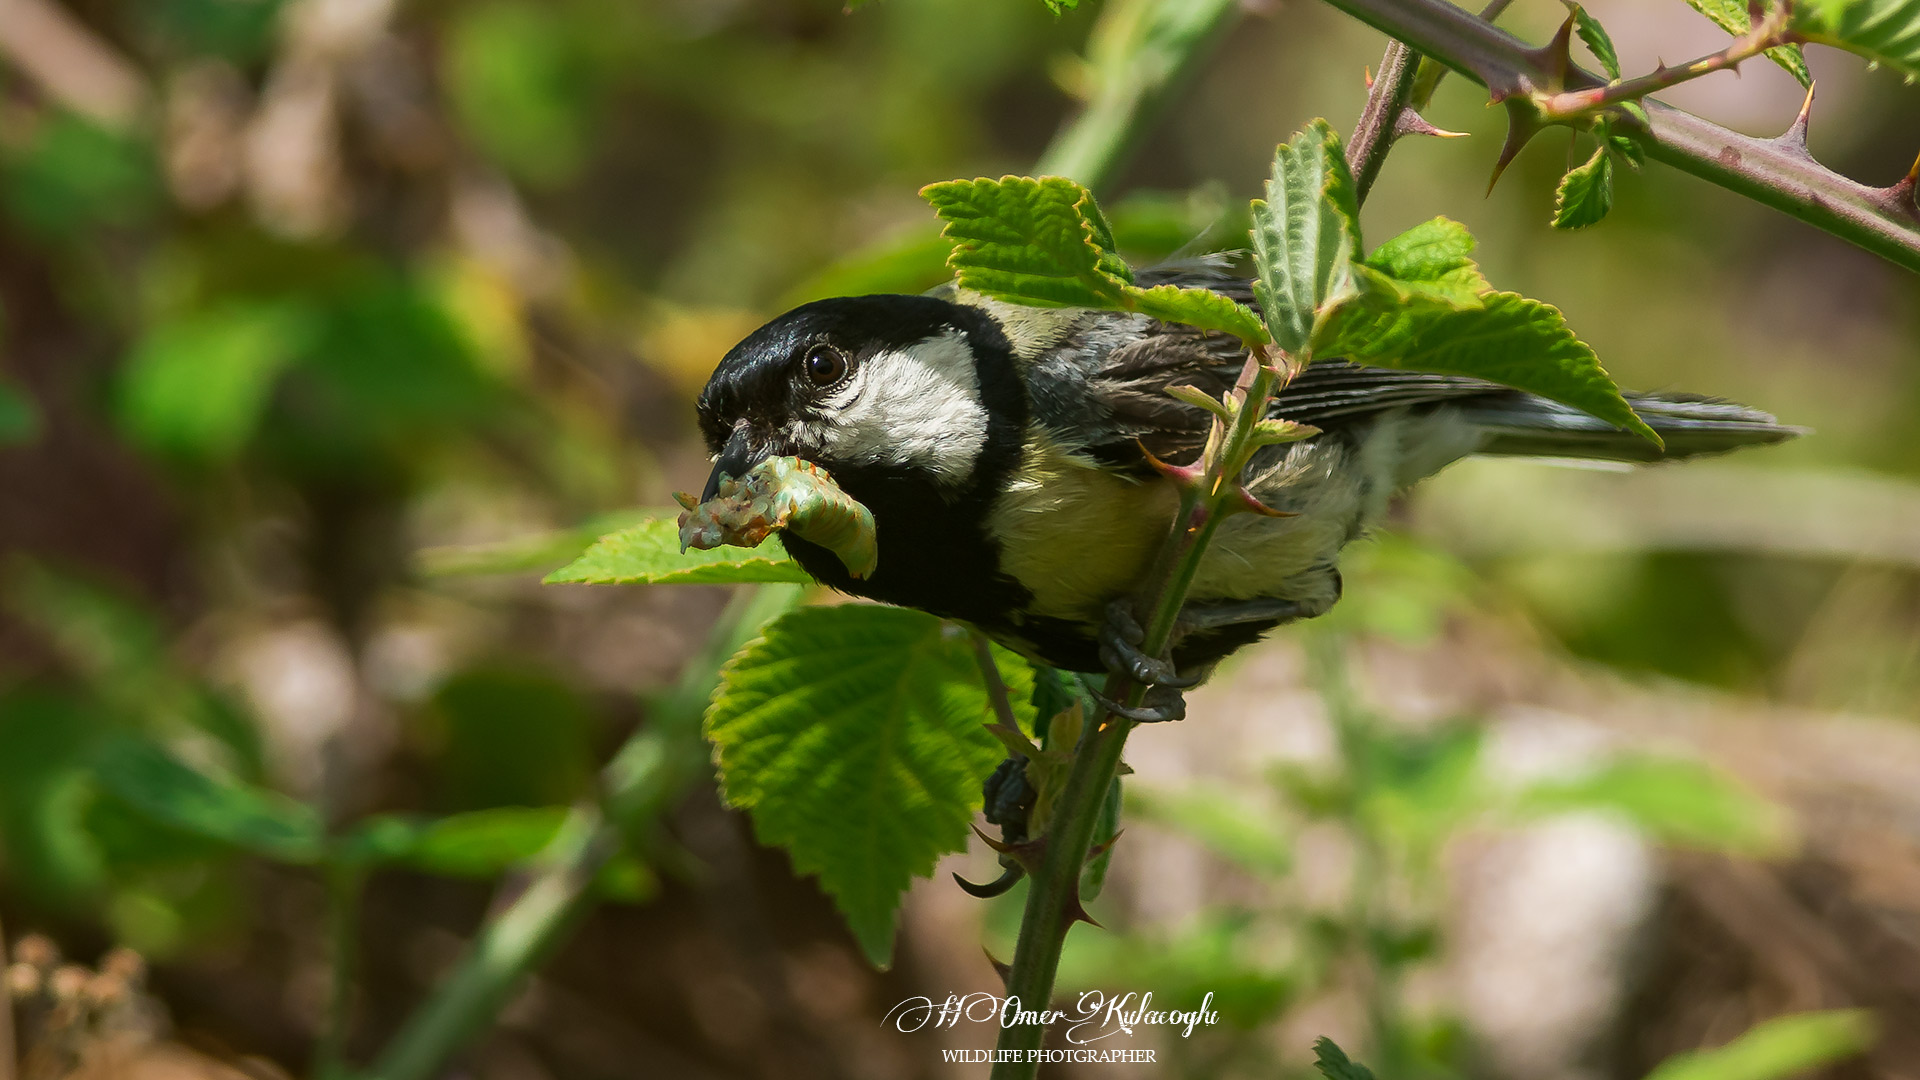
[1775,81,1815,154]
[953,865,1026,899]
[1135,440,1205,488]
[983,948,1012,985]
[1396,109,1468,140]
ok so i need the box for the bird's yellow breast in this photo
[984,432,1177,626]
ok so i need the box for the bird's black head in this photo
[694,294,1022,502]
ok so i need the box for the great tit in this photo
[694,266,1794,708]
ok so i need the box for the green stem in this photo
[314,864,366,1080]
[1035,0,1245,192]
[1538,15,1794,121]
[361,585,803,1080]
[991,350,1286,1077]
[1313,0,1920,274]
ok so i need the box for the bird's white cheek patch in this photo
[809,329,989,486]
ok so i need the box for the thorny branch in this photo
[1314,0,1920,273]
[1535,6,1797,121]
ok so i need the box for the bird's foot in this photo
[1092,600,1203,723]
[1098,600,1202,689]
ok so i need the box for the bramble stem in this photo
[1347,40,1424,204]
[991,346,1293,1077]
[1313,0,1920,274]
[1537,12,1794,121]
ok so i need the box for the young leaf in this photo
[1553,146,1615,230]
[921,176,1131,309]
[1570,4,1622,80]
[544,519,811,586]
[93,735,324,864]
[1362,216,1491,306]
[1343,292,1659,446]
[1250,119,1362,355]
[1130,283,1269,343]
[1312,1036,1378,1080]
[1794,0,1920,79]
[705,605,1032,967]
[1643,1010,1874,1080]
[1685,0,1814,84]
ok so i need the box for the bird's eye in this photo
[803,344,849,388]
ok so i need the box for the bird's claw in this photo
[1086,682,1187,724]
[1098,600,1201,689]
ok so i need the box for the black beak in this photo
[701,425,769,503]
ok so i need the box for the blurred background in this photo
[2,0,1920,1077]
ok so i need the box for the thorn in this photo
[1395,108,1468,140]
[1364,65,1374,90]
[970,824,1046,872]
[1064,890,1103,930]
[1086,829,1124,864]
[984,948,1012,986]
[1881,151,1920,219]
[1774,81,1815,154]
[1232,484,1294,518]
[953,865,1026,898]
[1487,98,1546,195]
[1137,440,1205,489]
[1527,10,1578,91]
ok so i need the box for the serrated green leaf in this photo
[1794,0,1920,79]
[1130,283,1268,342]
[1340,292,1658,446]
[1313,1036,1378,1080]
[1571,4,1622,80]
[1685,0,1814,83]
[1362,216,1490,306]
[1129,785,1291,876]
[706,606,1032,967]
[1644,1010,1874,1080]
[1250,120,1362,356]
[1511,755,1790,854]
[93,736,324,864]
[922,175,1131,309]
[1605,116,1647,169]
[544,519,811,586]
[1553,146,1615,230]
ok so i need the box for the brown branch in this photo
[1314,0,1920,274]
[1539,9,1795,121]
[1346,42,1424,203]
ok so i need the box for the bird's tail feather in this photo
[1462,392,1805,463]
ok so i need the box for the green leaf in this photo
[1131,283,1269,342]
[923,174,1266,343]
[544,518,812,585]
[0,377,39,445]
[418,509,654,577]
[1570,4,1622,80]
[1512,756,1790,854]
[706,605,1028,967]
[1360,216,1490,308]
[1313,1036,1378,1080]
[93,736,324,864]
[922,175,1131,309]
[1129,785,1291,876]
[1794,0,1920,79]
[117,302,315,460]
[1340,292,1659,446]
[1685,0,1814,84]
[1643,1010,1874,1080]
[1250,119,1362,356]
[1553,146,1615,230]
